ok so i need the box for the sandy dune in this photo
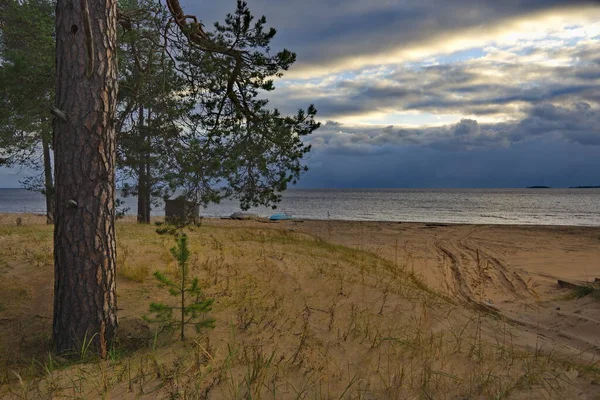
[208,219,600,360]
[1,214,599,398]
[2,213,598,362]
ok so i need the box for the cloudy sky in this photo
[198,0,600,188]
[2,0,600,188]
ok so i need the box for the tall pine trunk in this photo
[136,107,150,223]
[52,0,118,355]
[42,135,55,224]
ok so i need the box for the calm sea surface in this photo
[1,188,599,226]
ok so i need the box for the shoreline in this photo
[3,211,600,229]
[226,217,600,229]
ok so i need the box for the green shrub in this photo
[145,233,215,341]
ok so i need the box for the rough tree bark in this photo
[52,0,118,355]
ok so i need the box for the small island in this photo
[569,186,600,189]
[526,185,551,189]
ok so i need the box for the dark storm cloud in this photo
[183,0,596,69]
[403,83,595,112]
[512,102,600,145]
[307,102,600,154]
[284,0,595,68]
[299,102,600,188]
[297,138,600,188]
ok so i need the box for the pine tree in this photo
[48,0,317,355]
[52,0,119,355]
[162,0,321,210]
[117,0,322,215]
[145,233,215,341]
[0,0,56,223]
[116,0,193,223]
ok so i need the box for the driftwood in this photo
[557,280,581,290]
[557,279,600,290]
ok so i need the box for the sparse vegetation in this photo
[145,232,215,341]
[572,284,600,300]
[0,216,598,399]
[120,262,151,283]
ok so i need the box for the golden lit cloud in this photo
[286,5,600,80]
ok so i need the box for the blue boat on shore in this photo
[269,211,293,221]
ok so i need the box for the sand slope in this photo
[0,214,598,399]
[210,219,600,360]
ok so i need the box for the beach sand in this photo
[1,213,599,398]
[3,213,599,358]
[208,218,600,359]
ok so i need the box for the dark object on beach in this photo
[527,186,551,189]
[230,212,259,220]
[557,279,582,290]
[558,279,600,289]
[164,197,200,224]
[557,279,599,299]
[269,212,293,221]
[425,223,448,228]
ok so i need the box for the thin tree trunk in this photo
[136,107,150,223]
[145,162,151,222]
[144,111,151,223]
[41,135,55,224]
[53,0,118,356]
[137,161,148,223]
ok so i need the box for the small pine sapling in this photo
[145,233,215,341]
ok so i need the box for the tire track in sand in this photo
[458,239,532,301]
[432,230,534,307]
[433,240,473,303]
[423,227,598,360]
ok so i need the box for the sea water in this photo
[1,188,599,226]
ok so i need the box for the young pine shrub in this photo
[145,233,215,341]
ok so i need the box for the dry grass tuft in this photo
[0,216,598,399]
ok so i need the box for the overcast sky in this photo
[2,0,600,188]
[186,0,600,188]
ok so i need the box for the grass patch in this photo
[119,262,151,282]
[0,218,598,399]
[572,284,600,300]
